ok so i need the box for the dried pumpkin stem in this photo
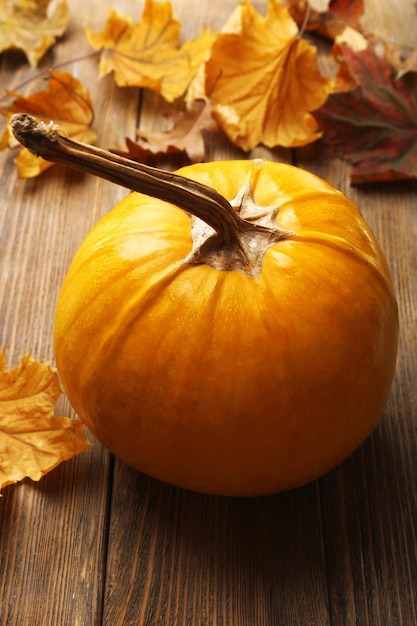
[11,113,294,277]
[10,113,253,249]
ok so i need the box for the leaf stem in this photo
[0,53,101,105]
[298,2,311,39]
[11,113,248,249]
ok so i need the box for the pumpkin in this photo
[50,161,398,496]
[11,115,399,496]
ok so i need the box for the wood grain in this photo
[1,0,416,624]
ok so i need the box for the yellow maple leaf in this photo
[86,0,216,103]
[0,70,96,177]
[0,352,91,491]
[205,0,332,150]
[0,0,69,67]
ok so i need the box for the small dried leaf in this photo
[113,136,187,168]
[205,0,332,150]
[314,45,417,183]
[0,70,96,177]
[134,99,218,163]
[0,0,69,66]
[86,0,215,102]
[0,352,91,491]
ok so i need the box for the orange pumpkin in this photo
[51,157,398,496]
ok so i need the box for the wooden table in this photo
[1,0,416,624]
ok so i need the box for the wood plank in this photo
[103,0,417,623]
[315,180,417,625]
[103,469,329,626]
[296,2,417,623]
[0,1,140,624]
[102,2,329,625]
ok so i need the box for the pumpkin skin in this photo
[54,160,398,496]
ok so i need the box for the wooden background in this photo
[1,0,416,624]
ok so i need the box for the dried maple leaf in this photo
[86,0,216,103]
[284,0,364,41]
[0,0,69,67]
[313,45,417,183]
[134,98,218,163]
[0,352,91,491]
[0,70,96,177]
[205,0,332,151]
[113,99,217,166]
[113,136,187,168]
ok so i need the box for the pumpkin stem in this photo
[11,113,258,250]
[11,114,294,277]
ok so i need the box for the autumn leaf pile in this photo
[1,0,417,183]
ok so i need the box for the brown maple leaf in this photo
[205,0,332,151]
[313,44,417,183]
[0,70,96,177]
[134,99,218,163]
[113,99,217,166]
[112,137,187,169]
[284,0,364,41]
[86,0,215,103]
[0,0,69,67]
[0,352,91,491]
